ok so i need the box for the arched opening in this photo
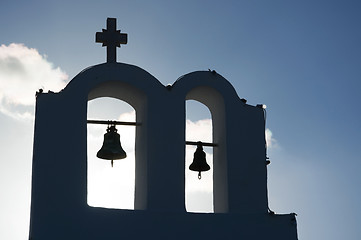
[185,100,213,213]
[87,97,135,209]
[185,85,228,213]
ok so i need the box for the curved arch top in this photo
[172,71,241,103]
[63,62,166,101]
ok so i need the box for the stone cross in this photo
[96,18,127,63]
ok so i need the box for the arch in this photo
[83,68,150,210]
[186,86,228,213]
[61,62,165,210]
[87,97,136,209]
[185,100,213,213]
[172,71,268,213]
[65,62,164,96]
[172,71,236,213]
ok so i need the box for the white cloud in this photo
[185,118,212,143]
[266,128,278,149]
[0,43,68,120]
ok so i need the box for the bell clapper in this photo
[111,159,114,168]
[198,171,201,180]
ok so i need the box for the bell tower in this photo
[29,18,298,240]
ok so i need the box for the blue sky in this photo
[1,1,361,239]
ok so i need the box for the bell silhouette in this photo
[97,125,127,167]
[189,142,210,179]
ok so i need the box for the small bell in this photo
[189,142,210,179]
[97,125,127,167]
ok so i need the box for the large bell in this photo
[97,125,127,167]
[189,142,210,179]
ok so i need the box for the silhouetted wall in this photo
[29,62,298,239]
